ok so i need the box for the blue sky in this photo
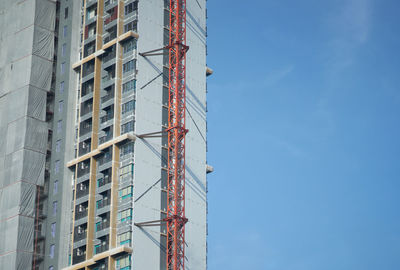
[206,0,400,269]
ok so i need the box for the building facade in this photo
[0,0,209,270]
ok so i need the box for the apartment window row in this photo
[120,142,134,157]
[121,121,134,134]
[123,60,136,73]
[121,100,135,115]
[116,255,131,270]
[123,39,136,54]
[118,208,132,222]
[122,79,136,93]
[119,186,133,200]
[120,163,133,177]
[117,231,132,246]
[124,20,137,33]
[124,2,138,16]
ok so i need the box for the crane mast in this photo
[166,0,188,269]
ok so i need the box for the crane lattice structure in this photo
[166,0,188,269]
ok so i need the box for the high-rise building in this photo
[0,0,210,269]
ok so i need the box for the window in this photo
[60,81,65,94]
[124,21,137,33]
[120,142,133,157]
[122,80,136,93]
[56,140,61,152]
[123,60,136,73]
[51,223,56,237]
[55,160,60,173]
[120,164,134,179]
[59,100,63,113]
[61,43,66,57]
[121,121,134,134]
[118,209,132,222]
[121,100,135,115]
[123,39,136,54]
[63,25,68,37]
[119,186,133,200]
[57,120,62,133]
[117,255,131,270]
[50,244,55,258]
[54,180,58,194]
[52,201,57,216]
[117,231,132,245]
[124,2,137,15]
[60,62,65,74]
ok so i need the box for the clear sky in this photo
[206,0,400,269]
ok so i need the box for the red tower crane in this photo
[166,0,189,269]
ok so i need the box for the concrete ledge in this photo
[67,133,136,167]
[62,246,133,270]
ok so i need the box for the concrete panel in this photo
[25,117,48,154]
[3,149,24,188]
[6,117,27,155]
[133,0,165,269]
[27,86,47,121]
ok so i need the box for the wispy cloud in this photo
[263,65,294,87]
[325,0,373,70]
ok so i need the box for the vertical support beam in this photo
[109,2,124,269]
[85,157,97,259]
[86,0,104,261]
[96,0,104,51]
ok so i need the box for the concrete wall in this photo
[0,0,56,269]
[44,0,80,268]
[133,0,165,268]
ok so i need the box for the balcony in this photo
[80,103,93,117]
[98,153,112,166]
[103,26,117,44]
[79,125,92,137]
[74,231,87,242]
[79,141,91,156]
[75,209,88,220]
[97,174,112,188]
[82,65,94,77]
[76,187,89,199]
[100,113,114,125]
[73,253,86,265]
[101,91,114,103]
[96,198,111,210]
[95,243,109,255]
[96,220,110,232]
[77,166,90,178]
[99,132,113,145]
[104,0,118,10]
[104,6,118,25]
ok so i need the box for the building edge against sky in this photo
[0,0,209,270]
